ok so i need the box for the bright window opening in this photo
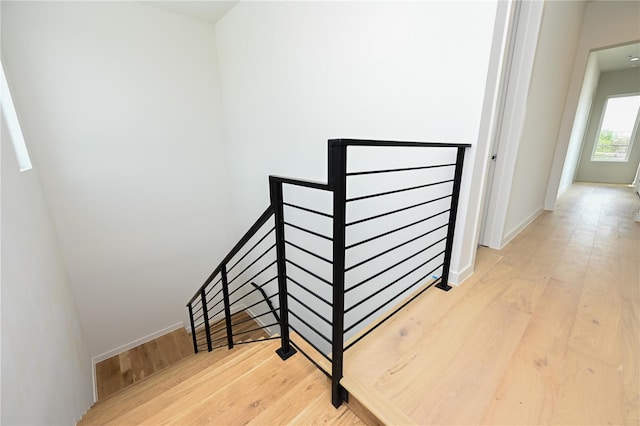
[1,61,32,171]
[591,94,640,162]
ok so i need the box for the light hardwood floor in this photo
[89,183,638,425]
[81,339,363,425]
[95,310,269,400]
[343,183,639,425]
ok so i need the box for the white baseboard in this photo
[448,263,474,286]
[91,360,97,403]
[501,207,543,248]
[92,321,186,365]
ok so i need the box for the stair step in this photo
[99,343,274,424]
[341,375,415,425]
[80,338,364,425]
[134,341,308,424]
[79,342,263,424]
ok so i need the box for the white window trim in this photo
[1,61,32,172]
[590,92,640,163]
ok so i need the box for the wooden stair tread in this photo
[341,375,415,426]
[79,342,264,424]
[141,339,311,424]
[91,340,241,406]
[95,327,194,401]
[101,342,276,424]
[80,338,363,425]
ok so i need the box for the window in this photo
[591,94,640,162]
[1,61,32,171]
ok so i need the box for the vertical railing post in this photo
[187,303,199,354]
[270,177,297,360]
[328,140,348,407]
[220,265,234,349]
[437,146,467,292]
[200,289,213,352]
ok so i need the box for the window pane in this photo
[1,61,32,171]
[592,95,640,161]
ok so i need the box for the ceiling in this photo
[146,1,238,24]
[594,42,640,73]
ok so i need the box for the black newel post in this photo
[436,146,467,292]
[328,140,348,407]
[270,177,297,360]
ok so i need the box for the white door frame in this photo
[479,0,545,249]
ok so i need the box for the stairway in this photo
[95,311,270,401]
[79,338,363,425]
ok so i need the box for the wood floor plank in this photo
[146,339,169,372]
[549,352,624,425]
[568,257,622,368]
[81,346,255,424]
[104,344,272,425]
[342,248,504,381]
[95,358,112,401]
[378,301,530,425]
[343,247,533,422]
[481,278,585,425]
[290,388,365,425]
[342,183,639,426]
[117,351,134,387]
[246,368,332,425]
[618,237,639,426]
[94,310,268,401]
[145,342,313,425]
[155,331,183,364]
[132,344,156,381]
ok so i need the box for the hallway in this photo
[343,183,639,425]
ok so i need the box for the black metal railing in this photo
[186,206,282,354]
[270,173,335,371]
[186,139,470,408]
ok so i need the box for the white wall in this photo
[575,68,640,184]
[545,0,640,208]
[215,0,499,278]
[1,2,236,358]
[557,52,599,195]
[1,123,93,424]
[501,0,586,243]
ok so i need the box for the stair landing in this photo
[342,184,639,425]
[80,338,363,425]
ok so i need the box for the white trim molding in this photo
[481,0,545,249]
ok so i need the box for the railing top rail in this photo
[269,175,331,191]
[187,204,275,306]
[329,138,472,149]
[188,139,470,307]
